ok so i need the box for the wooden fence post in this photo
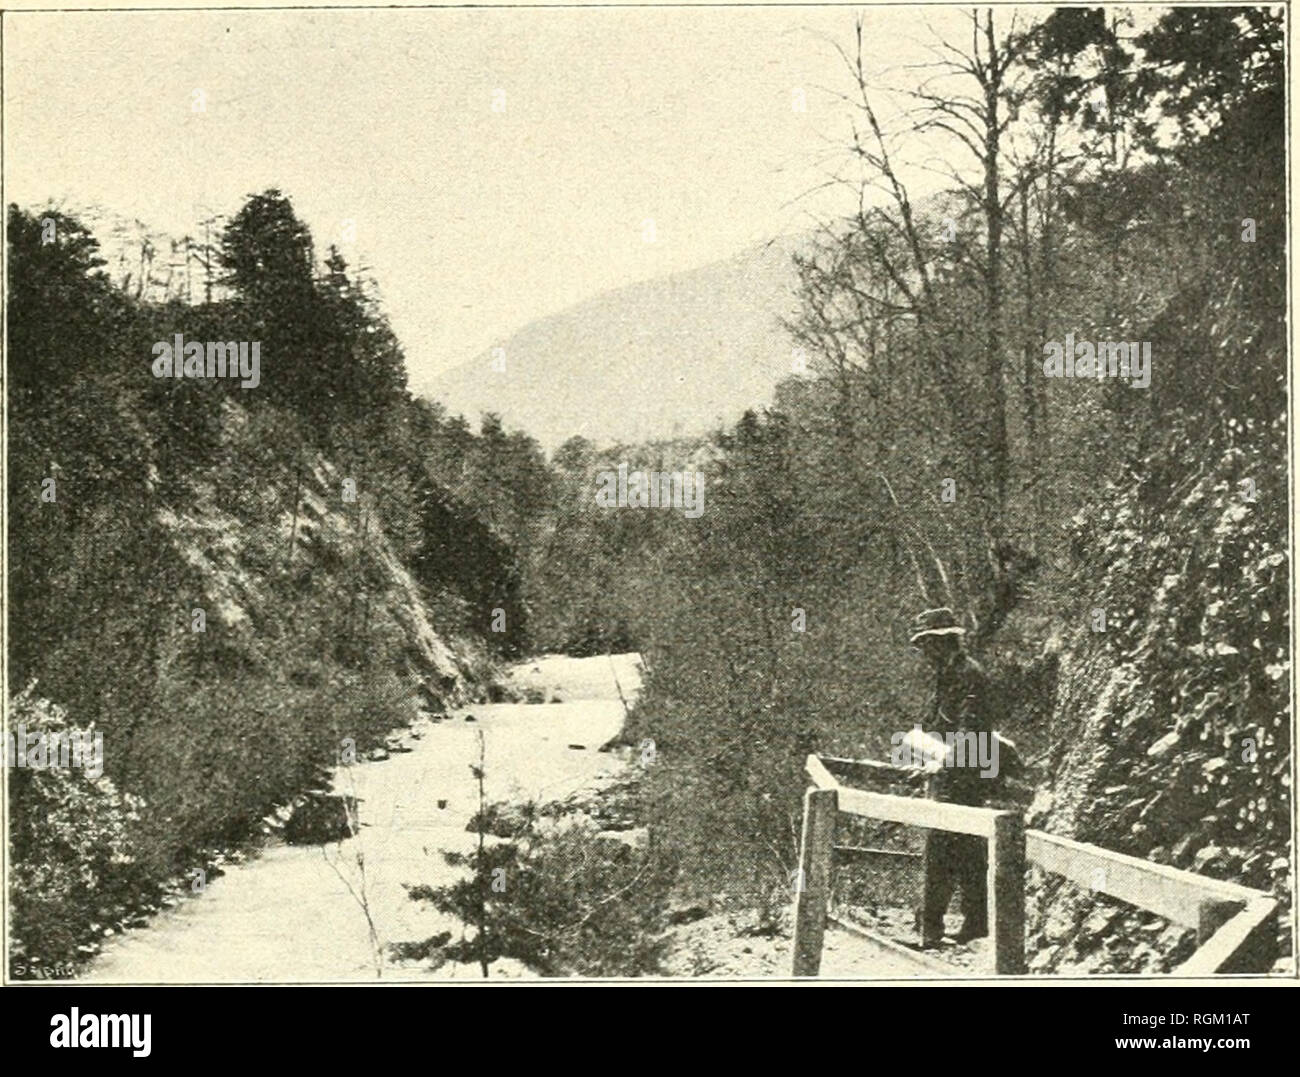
[919,774,941,939]
[792,787,838,976]
[1196,898,1276,973]
[1230,902,1278,973]
[1198,899,1239,949]
[988,810,1026,974]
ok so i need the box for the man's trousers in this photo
[920,829,988,942]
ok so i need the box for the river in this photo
[81,653,641,982]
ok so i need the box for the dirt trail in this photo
[82,653,640,982]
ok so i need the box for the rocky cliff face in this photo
[153,400,488,714]
[1024,389,1289,969]
[10,397,506,973]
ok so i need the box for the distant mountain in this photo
[425,238,806,453]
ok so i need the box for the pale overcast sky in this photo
[6,5,1034,391]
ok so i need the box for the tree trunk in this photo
[982,10,1009,539]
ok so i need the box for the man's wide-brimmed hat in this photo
[909,607,967,646]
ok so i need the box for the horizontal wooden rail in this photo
[819,755,918,783]
[806,755,1005,837]
[827,914,954,975]
[837,786,1006,838]
[1025,829,1262,928]
[832,845,921,865]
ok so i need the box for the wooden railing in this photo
[792,754,1279,977]
[1025,828,1278,975]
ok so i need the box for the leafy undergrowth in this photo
[8,691,143,975]
[398,777,676,978]
[1027,425,1289,972]
[1018,197,1290,973]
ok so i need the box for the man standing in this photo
[908,607,999,947]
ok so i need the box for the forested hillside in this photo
[5,192,556,971]
[596,7,1289,967]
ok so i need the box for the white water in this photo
[82,653,640,982]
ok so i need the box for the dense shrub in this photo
[8,688,142,973]
[405,808,674,977]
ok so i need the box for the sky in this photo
[6,4,1035,392]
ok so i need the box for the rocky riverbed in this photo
[81,654,641,982]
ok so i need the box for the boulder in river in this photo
[284,792,358,845]
[667,904,709,926]
[465,801,532,838]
